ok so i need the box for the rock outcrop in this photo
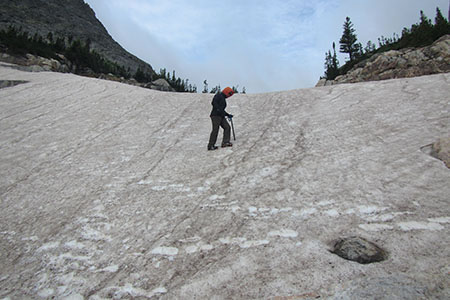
[317,35,450,86]
[146,78,176,92]
[0,0,154,76]
[1,53,73,73]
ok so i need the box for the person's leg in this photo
[208,116,222,149]
[220,117,231,145]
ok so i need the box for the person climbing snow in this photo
[207,86,234,151]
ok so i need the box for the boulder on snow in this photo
[330,236,387,264]
[149,78,175,92]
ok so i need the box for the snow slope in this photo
[0,62,449,299]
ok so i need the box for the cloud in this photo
[85,0,449,93]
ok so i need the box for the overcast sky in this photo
[84,0,449,93]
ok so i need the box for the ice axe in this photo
[228,116,236,141]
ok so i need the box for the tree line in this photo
[324,7,450,80]
[201,80,246,94]
[0,26,131,79]
[0,26,199,93]
[134,67,198,93]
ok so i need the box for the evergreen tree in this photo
[210,86,219,94]
[409,11,434,46]
[47,32,53,44]
[210,85,221,94]
[434,7,450,39]
[324,42,340,80]
[159,68,166,79]
[202,80,208,93]
[365,40,376,53]
[339,17,359,61]
[134,67,147,83]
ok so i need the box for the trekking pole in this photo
[229,116,236,141]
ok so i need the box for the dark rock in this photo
[0,80,28,89]
[330,236,387,264]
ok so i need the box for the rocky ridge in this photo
[317,35,450,86]
[0,0,154,76]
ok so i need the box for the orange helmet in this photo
[222,87,234,97]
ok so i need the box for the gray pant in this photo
[208,116,230,148]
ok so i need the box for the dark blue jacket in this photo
[210,92,230,117]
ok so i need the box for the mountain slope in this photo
[0,63,449,298]
[0,0,154,75]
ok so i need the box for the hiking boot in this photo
[221,142,233,148]
[208,145,218,151]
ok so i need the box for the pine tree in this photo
[411,11,434,46]
[365,40,376,53]
[47,32,53,44]
[324,42,340,80]
[339,17,359,61]
[159,68,166,79]
[434,7,450,39]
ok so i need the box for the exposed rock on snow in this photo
[0,63,449,299]
[0,79,27,89]
[421,137,450,169]
[330,236,387,264]
[431,138,450,168]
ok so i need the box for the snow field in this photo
[0,63,449,298]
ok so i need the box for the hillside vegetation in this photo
[325,8,450,80]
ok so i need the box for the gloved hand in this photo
[227,114,233,119]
